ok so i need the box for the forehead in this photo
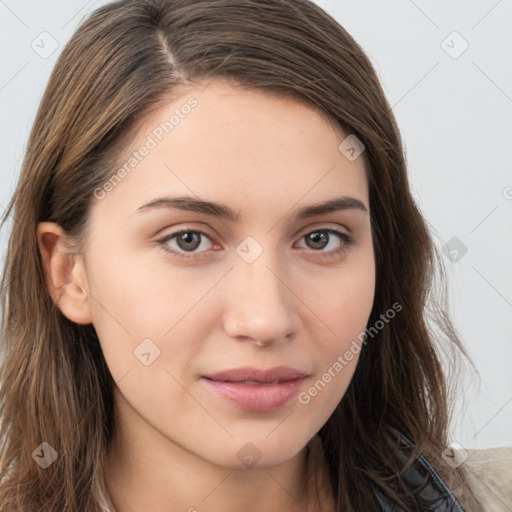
[92,79,368,220]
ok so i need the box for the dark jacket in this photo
[372,431,465,511]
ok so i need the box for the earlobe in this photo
[37,222,93,325]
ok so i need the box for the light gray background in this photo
[1,0,511,449]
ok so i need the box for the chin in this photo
[204,430,313,471]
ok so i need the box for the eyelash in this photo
[156,227,354,260]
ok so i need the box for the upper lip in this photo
[202,366,308,384]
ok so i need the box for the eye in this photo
[157,229,216,258]
[295,228,353,257]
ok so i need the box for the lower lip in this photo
[201,377,306,412]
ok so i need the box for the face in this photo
[78,79,375,469]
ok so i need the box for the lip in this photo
[201,366,308,412]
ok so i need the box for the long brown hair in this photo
[0,0,479,510]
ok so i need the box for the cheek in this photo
[305,255,375,397]
[309,256,375,346]
[298,282,373,423]
[84,248,218,379]
[86,245,188,331]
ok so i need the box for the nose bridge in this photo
[223,238,297,342]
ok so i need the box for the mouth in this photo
[216,380,287,386]
[200,366,309,412]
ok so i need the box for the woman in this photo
[0,0,509,510]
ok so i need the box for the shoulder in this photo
[463,446,512,511]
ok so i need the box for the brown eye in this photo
[158,229,215,258]
[297,228,353,254]
[305,231,330,250]
[175,232,202,251]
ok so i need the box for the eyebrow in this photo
[135,195,368,221]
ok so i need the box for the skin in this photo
[38,79,375,512]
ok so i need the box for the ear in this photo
[37,222,93,325]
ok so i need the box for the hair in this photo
[0,0,481,510]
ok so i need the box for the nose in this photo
[222,249,299,347]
